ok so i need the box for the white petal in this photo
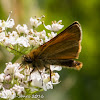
[50,65,62,71]
[30,17,42,28]
[16,36,30,47]
[44,25,52,30]
[0,73,5,82]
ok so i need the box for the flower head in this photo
[30,15,45,28]
[0,89,16,100]
[0,17,15,32]
[44,20,64,32]
[12,85,25,96]
[4,62,19,75]
[0,14,65,100]
[16,24,29,34]
[30,17,42,28]
[0,62,61,99]
[16,36,30,47]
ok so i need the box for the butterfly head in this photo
[22,55,33,65]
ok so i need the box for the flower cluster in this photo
[0,13,64,99]
[0,14,64,50]
[0,62,62,100]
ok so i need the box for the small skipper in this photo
[22,21,82,75]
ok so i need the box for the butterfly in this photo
[22,21,82,80]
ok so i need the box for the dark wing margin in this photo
[36,21,82,60]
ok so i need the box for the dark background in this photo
[0,0,100,100]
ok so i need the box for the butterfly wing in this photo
[37,21,82,60]
[29,21,82,70]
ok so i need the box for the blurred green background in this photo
[0,0,100,100]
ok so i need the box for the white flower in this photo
[24,67,32,76]
[0,32,5,42]
[0,73,5,82]
[35,30,46,39]
[14,72,25,80]
[28,29,35,35]
[5,19,15,28]
[2,31,30,47]
[1,31,19,46]
[44,36,50,42]
[0,61,61,99]
[51,23,64,32]
[42,72,60,91]
[8,31,19,38]
[42,73,50,83]
[0,19,15,31]
[44,20,64,32]
[26,35,43,47]
[30,70,59,91]
[44,32,57,42]
[52,73,60,83]
[16,24,29,34]
[37,38,43,45]
[3,35,16,46]
[16,36,30,47]
[12,85,25,96]
[43,81,53,91]
[45,81,53,89]
[0,20,5,31]
[30,17,42,28]
[50,65,62,71]
[0,14,64,99]
[26,35,37,46]
[48,32,57,38]
[30,71,43,88]
[4,62,19,75]
[5,75,12,82]
[0,89,16,100]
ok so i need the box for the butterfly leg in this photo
[44,65,52,83]
[49,68,52,82]
[28,67,35,81]
[30,67,35,74]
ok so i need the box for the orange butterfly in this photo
[22,21,82,77]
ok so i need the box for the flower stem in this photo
[11,55,21,63]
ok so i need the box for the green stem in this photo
[11,55,21,63]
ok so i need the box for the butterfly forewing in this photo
[37,21,82,60]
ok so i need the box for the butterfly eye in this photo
[23,55,33,64]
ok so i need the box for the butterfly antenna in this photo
[6,46,24,55]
